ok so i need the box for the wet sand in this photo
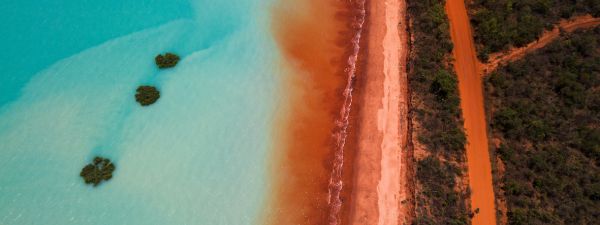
[445,0,497,225]
[266,0,366,224]
[349,0,411,224]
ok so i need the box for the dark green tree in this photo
[80,156,116,186]
[155,53,180,69]
[135,86,160,106]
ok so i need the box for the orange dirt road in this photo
[445,1,497,225]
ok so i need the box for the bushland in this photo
[468,0,600,61]
[485,27,600,225]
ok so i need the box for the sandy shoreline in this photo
[265,1,368,224]
[349,0,410,224]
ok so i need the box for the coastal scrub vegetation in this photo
[407,0,470,224]
[468,0,600,61]
[155,53,180,69]
[135,85,160,106]
[485,27,600,225]
[80,156,116,186]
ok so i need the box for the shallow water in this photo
[0,0,281,224]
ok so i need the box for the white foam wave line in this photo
[327,1,366,224]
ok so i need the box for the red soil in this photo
[265,1,366,224]
[445,1,497,225]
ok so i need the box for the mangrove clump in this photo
[135,85,160,106]
[80,156,116,186]
[155,53,180,69]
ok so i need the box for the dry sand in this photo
[349,0,410,224]
[445,0,497,224]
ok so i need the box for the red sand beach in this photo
[265,0,367,224]
[265,0,414,224]
[349,0,411,224]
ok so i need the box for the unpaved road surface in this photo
[445,0,497,224]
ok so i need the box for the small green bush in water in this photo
[80,156,116,186]
[135,85,160,106]
[155,53,180,69]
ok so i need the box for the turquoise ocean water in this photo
[0,0,282,224]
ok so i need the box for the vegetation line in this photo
[406,0,471,224]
